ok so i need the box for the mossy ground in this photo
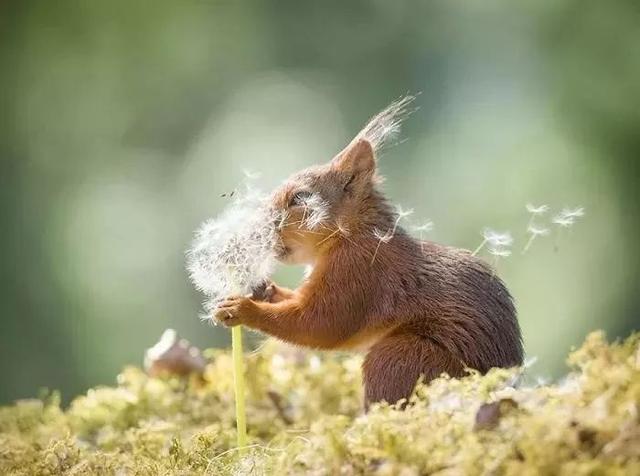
[1,331,639,475]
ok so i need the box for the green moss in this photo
[1,332,639,475]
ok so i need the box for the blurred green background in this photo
[1,0,638,404]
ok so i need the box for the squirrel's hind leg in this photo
[362,331,464,409]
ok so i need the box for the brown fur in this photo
[215,131,523,409]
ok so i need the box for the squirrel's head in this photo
[271,139,377,264]
[270,95,415,265]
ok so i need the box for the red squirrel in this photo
[214,97,523,407]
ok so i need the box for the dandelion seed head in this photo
[526,203,550,215]
[527,225,550,236]
[186,184,279,314]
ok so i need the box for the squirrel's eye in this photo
[289,190,312,207]
[344,174,356,191]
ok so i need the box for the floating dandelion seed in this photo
[528,225,551,236]
[551,206,585,252]
[358,95,417,152]
[522,224,550,254]
[526,203,550,228]
[489,246,512,258]
[472,229,513,257]
[536,376,550,386]
[413,221,434,233]
[526,203,550,215]
[552,206,585,228]
[370,227,393,266]
[413,221,434,255]
[523,355,538,369]
[299,193,330,230]
[391,204,414,240]
[370,206,414,265]
[552,215,575,227]
[373,227,394,243]
[186,183,280,314]
[560,207,585,219]
[485,229,514,247]
[488,239,513,268]
[242,169,262,181]
[336,221,351,237]
[395,205,415,220]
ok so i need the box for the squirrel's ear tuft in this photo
[331,138,375,177]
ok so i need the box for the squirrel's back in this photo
[331,228,523,371]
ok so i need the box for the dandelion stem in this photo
[527,215,535,230]
[231,326,247,452]
[370,238,384,266]
[229,272,247,453]
[522,234,536,254]
[471,239,487,257]
[316,227,341,246]
[188,184,280,456]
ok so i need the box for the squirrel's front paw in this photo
[251,280,294,303]
[214,296,257,327]
[250,280,278,303]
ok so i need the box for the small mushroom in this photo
[144,329,206,377]
[474,398,518,431]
